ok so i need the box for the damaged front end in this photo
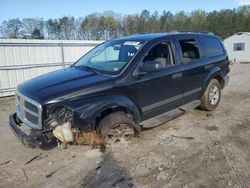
[9,113,54,148]
[9,92,104,149]
[47,106,104,148]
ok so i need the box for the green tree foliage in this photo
[46,19,60,39]
[160,11,174,31]
[0,6,250,40]
[174,11,191,31]
[81,14,100,39]
[190,10,207,31]
[31,28,44,39]
[59,16,75,39]
[22,18,44,37]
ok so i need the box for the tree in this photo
[31,28,44,39]
[81,14,100,39]
[174,11,191,31]
[235,5,250,33]
[160,11,174,31]
[206,9,236,39]
[190,10,207,31]
[46,19,60,39]
[74,17,85,40]
[146,11,160,33]
[122,15,140,35]
[1,7,250,40]
[100,15,119,39]
[59,16,75,39]
[1,19,23,38]
[22,18,44,37]
[138,10,151,33]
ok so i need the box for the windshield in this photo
[74,40,144,75]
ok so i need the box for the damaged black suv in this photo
[9,32,230,148]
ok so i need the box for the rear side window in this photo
[179,39,200,63]
[202,37,224,57]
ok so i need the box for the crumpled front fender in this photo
[67,95,141,129]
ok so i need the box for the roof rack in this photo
[169,30,214,35]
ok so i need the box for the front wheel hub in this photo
[105,123,135,145]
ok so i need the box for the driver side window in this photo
[143,42,175,68]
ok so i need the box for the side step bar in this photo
[141,100,201,129]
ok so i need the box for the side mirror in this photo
[141,61,162,73]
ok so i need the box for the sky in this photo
[0,0,250,23]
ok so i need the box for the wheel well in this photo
[95,106,136,128]
[213,75,224,88]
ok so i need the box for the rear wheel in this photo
[200,79,221,111]
[98,112,135,145]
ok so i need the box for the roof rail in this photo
[169,30,214,35]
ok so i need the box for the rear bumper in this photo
[9,114,43,148]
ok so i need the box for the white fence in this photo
[0,39,103,97]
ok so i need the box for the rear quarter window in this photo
[202,37,224,57]
[179,39,201,63]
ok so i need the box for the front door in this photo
[129,40,184,121]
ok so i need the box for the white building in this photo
[223,32,250,63]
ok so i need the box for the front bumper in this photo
[9,114,43,148]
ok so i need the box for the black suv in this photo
[9,32,230,147]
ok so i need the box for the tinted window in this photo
[233,43,245,51]
[143,42,175,68]
[202,37,224,57]
[179,39,200,63]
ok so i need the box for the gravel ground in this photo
[0,64,250,188]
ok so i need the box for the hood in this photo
[18,67,115,104]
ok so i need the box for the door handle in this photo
[172,73,182,79]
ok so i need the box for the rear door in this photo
[175,36,208,105]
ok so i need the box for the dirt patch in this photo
[0,64,250,187]
[205,125,219,131]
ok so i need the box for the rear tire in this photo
[200,79,221,111]
[98,112,136,145]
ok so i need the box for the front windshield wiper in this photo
[74,65,101,74]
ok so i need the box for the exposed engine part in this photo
[43,117,58,129]
[74,128,104,149]
[52,107,73,125]
[53,122,74,143]
[50,106,106,150]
